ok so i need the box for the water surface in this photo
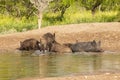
[0,52,120,80]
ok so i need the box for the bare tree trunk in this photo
[38,11,42,29]
[98,5,101,12]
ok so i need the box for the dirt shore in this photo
[17,73,120,80]
[0,22,120,52]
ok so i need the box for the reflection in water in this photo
[0,52,120,80]
[0,53,39,80]
[91,55,102,72]
[39,53,120,77]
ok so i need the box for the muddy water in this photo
[0,52,120,80]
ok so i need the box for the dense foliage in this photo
[0,0,119,34]
[0,0,36,19]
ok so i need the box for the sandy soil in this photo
[0,22,120,52]
[17,73,120,80]
[1,22,120,80]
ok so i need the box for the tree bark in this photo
[91,0,103,16]
[60,4,70,21]
[38,11,43,29]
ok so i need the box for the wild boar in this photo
[67,40,103,52]
[42,32,56,51]
[19,38,40,51]
[51,41,72,53]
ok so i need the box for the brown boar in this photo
[42,32,56,51]
[19,38,40,51]
[51,41,72,53]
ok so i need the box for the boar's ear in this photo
[91,40,96,46]
[53,33,56,40]
[40,38,42,43]
[53,33,55,37]
[20,41,22,45]
[98,41,101,46]
[20,41,22,44]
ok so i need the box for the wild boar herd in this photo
[19,32,103,53]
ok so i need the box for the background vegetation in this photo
[0,0,120,34]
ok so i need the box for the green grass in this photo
[0,15,37,34]
[0,9,118,34]
[43,10,118,26]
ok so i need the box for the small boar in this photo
[42,32,56,51]
[68,40,103,52]
[19,38,40,51]
[51,41,72,53]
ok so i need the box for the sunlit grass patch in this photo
[0,15,37,34]
[63,11,117,24]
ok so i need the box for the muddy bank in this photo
[0,22,120,52]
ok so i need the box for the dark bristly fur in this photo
[19,38,40,51]
[42,32,56,51]
[65,40,103,52]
